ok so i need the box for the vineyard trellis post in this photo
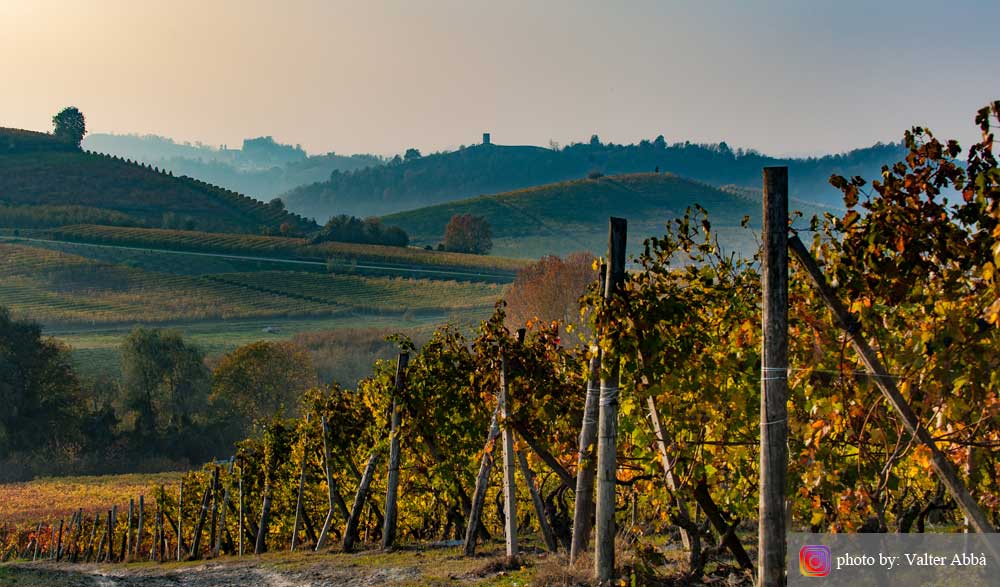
[31,522,41,561]
[595,216,627,583]
[570,263,607,563]
[343,449,380,552]
[214,462,233,557]
[238,461,244,557]
[516,445,558,552]
[464,328,526,556]
[291,413,313,552]
[787,234,997,534]
[136,494,145,559]
[382,352,409,550]
[758,166,789,587]
[176,480,183,561]
[125,498,134,559]
[646,397,692,551]
[500,354,519,562]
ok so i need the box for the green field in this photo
[384,172,823,258]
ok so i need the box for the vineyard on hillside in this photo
[3,104,1000,586]
[0,243,504,326]
[41,224,529,274]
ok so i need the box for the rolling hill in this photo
[0,127,316,234]
[284,138,902,220]
[383,172,829,258]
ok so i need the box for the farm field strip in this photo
[0,243,504,326]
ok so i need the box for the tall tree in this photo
[210,341,316,432]
[52,107,87,148]
[120,328,210,441]
[0,307,82,455]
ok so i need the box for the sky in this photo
[1,0,997,157]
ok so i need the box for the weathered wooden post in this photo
[382,352,409,550]
[86,514,98,562]
[317,415,348,550]
[54,519,64,562]
[595,217,627,583]
[292,414,313,552]
[516,447,558,552]
[177,481,183,562]
[647,397,693,551]
[238,462,244,557]
[215,463,233,558]
[570,263,606,563]
[343,450,380,552]
[758,166,788,587]
[499,354,518,562]
[136,494,145,559]
[109,505,117,562]
[31,522,42,561]
[125,498,134,559]
[191,470,215,558]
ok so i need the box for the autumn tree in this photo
[443,213,492,254]
[210,341,317,432]
[52,106,86,148]
[504,252,597,341]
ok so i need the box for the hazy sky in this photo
[2,0,997,157]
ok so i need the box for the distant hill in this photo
[284,138,904,220]
[383,172,829,259]
[1,127,316,234]
[83,133,384,201]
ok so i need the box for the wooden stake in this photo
[32,522,41,561]
[570,265,606,563]
[758,166,789,587]
[292,414,313,552]
[343,450,380,552]
[317,415,347,551]
[109,505,117,562]
[788,234,996,533]
[54,519,64,562]
[500,355,519,561]
[177,481,183,562]
[191,471,214,558]
[382,352,409,550]
[516,446,558,552]
[238,463,244,557]
[646,397,693,551]
[136,494,145,559]
[86,514,98,562]
[595,216,627,583]
[125,498,134,559]
[215,463,233,557]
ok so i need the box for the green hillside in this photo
[284,138,901,220]
[0,127,316,234]
[383,172,826,258]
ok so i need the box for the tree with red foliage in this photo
[443,213,492,254]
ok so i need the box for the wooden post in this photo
[292,414,313,552]
[516,446,558,552]
[32,522,41,561]
[571,263,606,563]
[177,481,183,562]
[71,508,83,562]
[343,450,380,552]
[595,217,627,583]
[382,352,409,550]
[54,519,64,562]
[317,415,347,551]
[208,468,219,556]
[136,494,145,559]
[215,463,233,557]
[86,514,98,562]
[125,498,134,559]
[238,463,244,557]
[788,234,996,533]
[191,472,214,558]
[646,397,693,551]
[758,166,789,587]
[500,355,519,561]
[109,505,117,562]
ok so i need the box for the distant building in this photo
[482,132,491,145]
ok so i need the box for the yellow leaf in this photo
[810,511,825,526]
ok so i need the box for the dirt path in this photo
[0,545,539,587]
